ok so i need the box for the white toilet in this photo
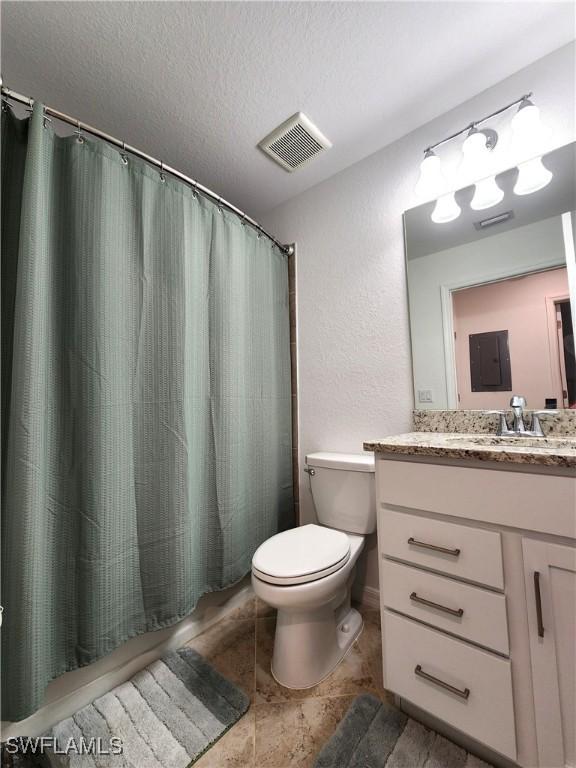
[251,451,376,689]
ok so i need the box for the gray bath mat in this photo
[314,693,493,768]
[45,647,249,768]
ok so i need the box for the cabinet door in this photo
[523,539,576,768]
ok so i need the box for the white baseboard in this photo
[356,585,380,610]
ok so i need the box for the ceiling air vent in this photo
[259,113,332,172]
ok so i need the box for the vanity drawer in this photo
[379,509,504,589]
[383,610,516,760]
[381,559,509,655]
[377,459,576,539]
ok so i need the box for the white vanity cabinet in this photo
[375,456,576,768]
[522,539,576,768]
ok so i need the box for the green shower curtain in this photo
[1,104,293,722]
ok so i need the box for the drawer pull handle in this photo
[410,591,464,617]
[533,571,545,638]
[414,664,470,700]
[407,537,461,557]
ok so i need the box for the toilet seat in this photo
[252,524,351,586]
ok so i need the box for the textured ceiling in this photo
[2,1,575,218]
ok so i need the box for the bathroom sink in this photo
[445,435,576,450]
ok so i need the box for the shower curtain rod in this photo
[1,84,293,256]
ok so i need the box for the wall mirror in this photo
[404,141,576,411]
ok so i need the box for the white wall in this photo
[409,216,566,410]
[261,43,576,595]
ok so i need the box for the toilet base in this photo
[271,605,363,689]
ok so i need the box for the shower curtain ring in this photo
[159,161,166,183]
[192,182,198,199]
[26,97,33,115]
[217,196,223,213]
[241,213,246,227]
[42,110,52,129]
[120,141,128,165]
[75,119,84,143]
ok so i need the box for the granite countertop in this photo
[363,432,576,469]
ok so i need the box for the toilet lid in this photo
[252,524,351,586]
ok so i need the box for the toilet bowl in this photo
[251,451,375,689]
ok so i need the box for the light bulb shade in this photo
[470,176,504,210]
[431,193,461,224]
[511,101,548,161]
[462,131,487,154]
[511,103,541,142]
[458,130,492,187]
[415,152,444,199]
[514,157,553,196]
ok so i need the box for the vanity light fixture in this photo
[416,93,552,223]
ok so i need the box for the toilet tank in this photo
[306,452,376,534]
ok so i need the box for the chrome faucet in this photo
[510,395,527,433]
[492,395,554,438]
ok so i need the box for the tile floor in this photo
[189,598,392,768]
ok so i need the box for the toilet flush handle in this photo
[304,466,316,476]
